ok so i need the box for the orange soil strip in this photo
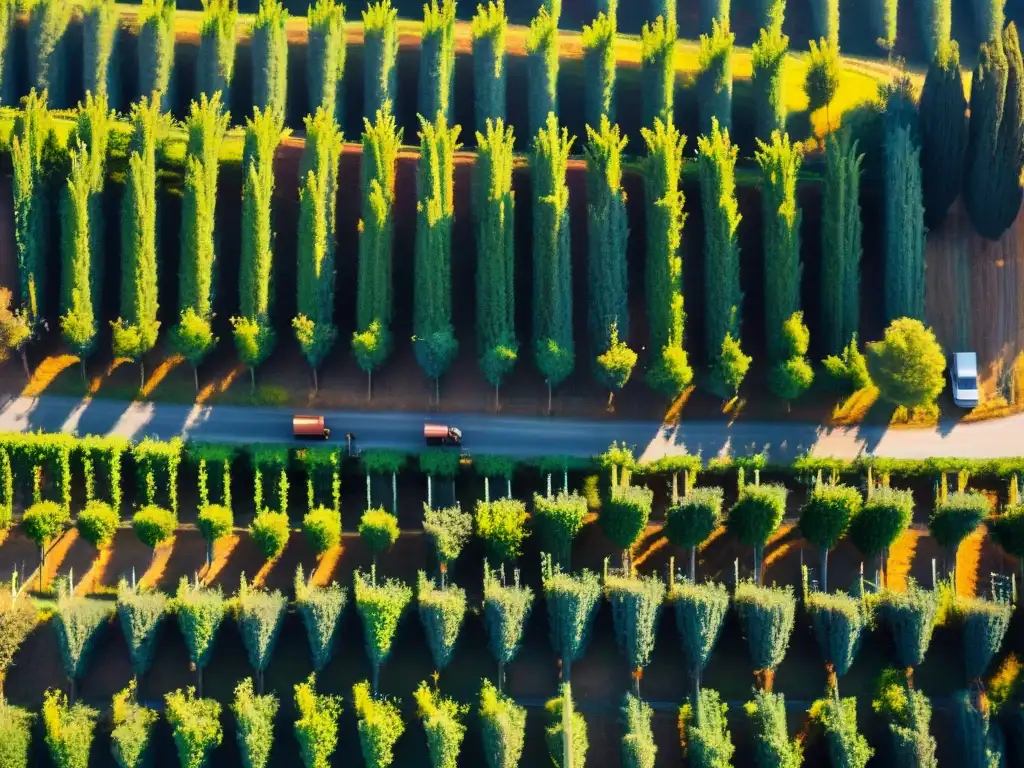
[74,544,113,596]
[631,525,670,569]
[762,523,807,571]
[138,537,176,591]
[34,528,80,591]
[22,355,78,397]
[956,528,987,598]
[310,546,344,587]
[199,534,240,585]
[141,355,184,398]
[661,386,695,426]
[196,366,243,405]
[886,528,924,592]
[699,526,727,552]
[988,654,1022,702]
[830,387,880,426]
[252,553,282,589]
[88,358,128,396]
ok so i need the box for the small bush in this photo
[809,694,873,768]
[131,505,176,551]
[544,686,588,768]
[23,500,69,550]
[872,668,937,767]
[76,500,119,549]
[475,498,529,564]
[744,689,803,768]
[360,507,400,560]
[197,504,233,545]
[423,504,473,568]
[532,491,588,566]
[303,506,341,554]
[479,678,526,768]
[679,688,735,767]
[250,511,290,560]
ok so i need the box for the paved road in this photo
[0,394,1021,461]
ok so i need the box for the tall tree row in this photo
[750,9,788,143]
[642,118,692,398]
[697,119,749,398]
[413,114,461,400]
[582,9,616,130]
[532,113,575,412]
[138,0,176,112]
[870,0,899,54]
[584,118,636,402]
[820,131,863,355]
[640,15,675,130]
[698,18,734,136]
[28,0,71,107]
[353,106,402,398]
[474,119,517,408]
[757,131,813,402]
[173,94,230,389]
[883,121,925,323]
[0,0,14,106]
[919,41,967,229]
[811,0,840,47]
[918,0,951,59]
[363,0,399,121]
[471,1,507,130]
[293,108,342,392]
[699,0,726,34]
[527,1,560,142]
[114,95,166,388]
[251,0,289,118]
[234,108,283,390]
[419,0,456,123]
[307,0,346,124]
[197,0,238,101]
[83,0,119,107]
[972,0,1005,44]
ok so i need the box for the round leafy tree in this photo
[865,318,946,407]
[303,506,342,555]
[664,487,724,581]
[726,484,788,584]
[250,510,290,561]
[77,500,119,549]
[131,505,176,553]
[798,483,862,593]
[847,486,914,585]
[360,507,400,565]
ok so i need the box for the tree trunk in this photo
[821,546,829,594]
[693,666,701,703]
[140,360,146,390]
[367,370,372,401]
[547,381,552,414]
[689,546,696,581]
[80,358,88,385]
[392,472,397,515]
[249,366,256,395]
[372,662,380,695]
[633,669,640,698]
[257,669,263,695]
[312,366,319,394]
[672,473,678,504]
[498,660,505,692]
[193,365,199,393]
[754,546,762,586]
[607,391,614,412]
[38,546,44,591]
[196,665,203,698]
[435,377,440,405]
[507,478,512,499]
[19,348,30,381]
[484,476,490,504]
[206,542,212,570]
[69,677,75,706]
[494,384,500,412]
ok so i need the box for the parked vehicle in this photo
[949,352,979,408]
[293,415,331,440]
[424,423,462,446]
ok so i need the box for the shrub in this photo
[303,506,341,555]
[960,595,1012,682]
[353,680,405,768]
[543,562,602,679]
[482,562,533,683]
[621,693,657,768]
[810,695,873,768]
[727,484,788,583]
[989,503,1024,572]
[475,498,529,564]
[250,511,290,560]
[116,581,168,679]
[479,678,526,768]
[0,591,36,698]
[294,673,342,768]
[847,486,914,580]
[354,569,412,693]
[360,507,400,563]
[414,681,468,768]
[173,578,226,692]
[822,334,871,392]
[111,681,158,768]
[605,573,665,684]
[866,319,946,407]
[872,668,937,767]
[294,567,347,672]
[669,580,730,692]
[164,687,222,768]
[131,504,176,552]
[799,483,862,593]
[697,19,734,135]
[874,580,938,669]
[679,688,735,767]
[951,688,1004,767]
[417,571,467,672]
[423,504,472,571]
[197,504,233,546]
[232,677,278,768]
[734,582,796,683]
[805,38,840,118]
[744,689,803,768]
[805,591,865,682]
[23,500,69,562]
[0,702,32,768]
[544,685,588,768]
[930,491,989,561]
[665,488,724,581]
[601,484,654,567]
[54,591,111,692]
[76,499,118,549]
[235,577,287,691]
[42,688,98,768]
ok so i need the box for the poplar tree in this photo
[82,0,118,106]
[697,19,733,136]
[884,123,926,323]
[471,1,507,129]
[582,10,616,130]
[307,0,346,123]
[585,118,635,401]
[0,0,13,106]
[138,0,176,111]
[482,563,533,690]
[820,131,864,355]
[28,0,71,107]
[526,2,560,141]
[234,107,283,390]
[353,105,402,399]
[114,95,166,388]
[698,119,749,398]
[197,0,238,101]
[420,0,456,123]
[640,16,675,130]
[293,108,342,392]
[811,0,839,46]
[972,0,1005,44]
[805,38,840,126]
[173,93,230,390]
[413,114,461,400]
[532,114,575,413]
[750,18,788,143]
[474,119,518,407]
[919,42,968,229]
[251,0,289,117]
[919,0,951,59]
[363,0,398,120]
[870,0,898,54]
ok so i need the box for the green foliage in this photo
[23,499,68,551]
[951,688,1005,768]
[602,484,654,554]
[545,684,589,768]
[971,0,1004,43]
[805,591,865,678]
[251,0,289,116]
[419,448,461,478]
[883,123,926,323]
[197,504,233,547]
[918,0,951,59]
[526,3,560,141]
[680,688,735,768]
[111,681,158,768]
[471,1,507,128]
[423,505,473,567]
[479,678,526,767]
[28,0,71,107]
[164,687,223,768]
[810,0,839,45]
[697,19,734,136]
[866,319,946,407]
[872,669,937,766]
[482,562,534,668]
[582,11,616,129]
[116,581,168,679]
[363,0,398,119]
[82,0,118,105]
[930,491,989,554]
[232,677,278,768]
[235,577,287,680]
[665,487,723,576]
[293,673,342,768]
[874,581,938,669]
[800,483,862,550]
[960,595,1012,681]
[532,114,576,392]
[919,42,968,229]
[353,681,405,768]
[415,682,468,768]
[744,689,803,768]
[354,569,413,685]
[810,695,873,768]
[133,437,183,513]
[131,504,176,551]
[60,142,100,364]
[303,506,341,555]
[727,483,787,577]
[847,485,914,562]
[0,702,32,768]
[0,590,36,696]
[805,38,840,115]
[361,449,407,476]
[138,0,175,111]
[596,326,638,394]
[294,567,347,672]
[420,0,456,122]
[533,490,588,567]
[751,23,788,142]
[359,507,399,560]
[734,581,796,673]
[55,590,111,685]
[197,0,237,99]
[640,16,674,129]
[475,498,529,563]
[307,0,346,122]
[621,693,657,768]
[605,573,665,672]
[42,689,98,768]
[173,578,226,674]
[989,503,1024,560]
[823,334,872,392]
[417,571,467,671]
[474,119,518,393]
[543,563,602,674]
[250,511,289,561]
[669,580,730,679]
[76,499,118,549]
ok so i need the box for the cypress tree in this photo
[233,107,283,390]
[353,105,402,399]
[307,0,346,124]
[993,24,1024,236]
[697,119,749,398]
[197,0,238,101]
[173,94,230,390]
[642,118,692,398]
[0,0,13,107]
[60,146,98,379]
[640,17,674,130]
[919,42,968,229]
[532,113,575,413]
[138,0,175,112]
[582,10,616,131]
[293,108,342,392]
[526,3,560,142]
[918,0,951,59]
[697,18,733,136]
[114,95,166,389]
[883,123,926,323]
[585,118,635,401]
[363,0,398,121]
[414,113,461,401]
[474,119,518,408]
[820,131,863,355]
[419,0,456,123]
[810,0,839,47]
[471,1,507,130]
[251,0,289,118]
[870,0,899,54]
[699,0,728,34]
[750,18,788,143]
[82,0,119,107]
[28,0,71,107]
[972,0,1005,44]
